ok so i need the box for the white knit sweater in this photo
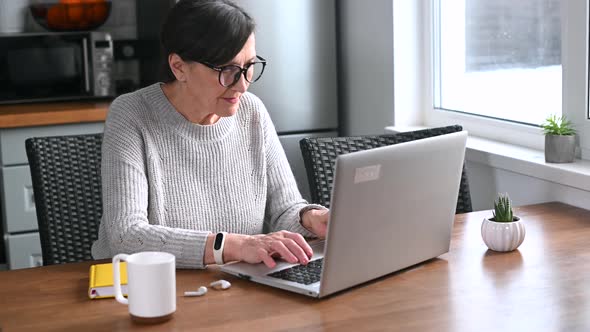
[91,83,317,268]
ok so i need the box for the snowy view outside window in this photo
[434,0,561,125]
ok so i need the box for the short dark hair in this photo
[160,0,256,82]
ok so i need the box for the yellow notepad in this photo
[88,262,128,299]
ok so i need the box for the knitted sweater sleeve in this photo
[257,101,319,237]
[100,95,209,269]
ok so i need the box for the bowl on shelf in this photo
[29,0,111,32]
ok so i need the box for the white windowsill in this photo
[385,126,590,193]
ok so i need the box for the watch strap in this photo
[213,232,227,265]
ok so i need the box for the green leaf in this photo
[493,193,514,222]
[540,114,576,136]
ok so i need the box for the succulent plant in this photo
[540,114,576,136]
[493,193,514,222]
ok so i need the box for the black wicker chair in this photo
[300,125,472,214]
[25,133,103,265]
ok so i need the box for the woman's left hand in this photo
[301,208,330,238]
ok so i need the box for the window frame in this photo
[413,0,590,159]
[562,0,590,160]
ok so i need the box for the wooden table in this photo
[1,202,589,331]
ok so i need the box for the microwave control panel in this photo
[91,33,115,97]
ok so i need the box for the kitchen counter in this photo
[0,101,110,129]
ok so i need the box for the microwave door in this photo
[0,34,91,104]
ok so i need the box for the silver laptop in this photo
[221,131,468,298]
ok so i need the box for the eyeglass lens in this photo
[219,62,265,87]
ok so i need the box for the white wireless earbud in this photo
[183,286,208,297]
[210,279,231,290]
[183,280,230,296]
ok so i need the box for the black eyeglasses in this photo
[200,55,267,87]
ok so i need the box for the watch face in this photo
[214,233,224,250]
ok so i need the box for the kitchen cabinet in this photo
[0,102,108,269]
[0,122,105,269]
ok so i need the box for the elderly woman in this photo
[92,0,329,268]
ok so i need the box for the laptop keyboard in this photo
[267,258,324,285]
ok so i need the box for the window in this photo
[433,0,562,126]
[392,1,590,157]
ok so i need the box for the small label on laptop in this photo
[354,164,381,183]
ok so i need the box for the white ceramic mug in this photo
[113,252,176,323]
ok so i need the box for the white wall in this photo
[392,0,425,127]
[467,161,590,211]
[338,0,395,136]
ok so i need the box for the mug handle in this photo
[112,254,129,305]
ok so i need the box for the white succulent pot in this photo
[481,217,526,252]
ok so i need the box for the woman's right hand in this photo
[225,231,314,268]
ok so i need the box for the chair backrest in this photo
[25,133,103,265]
[299,125,472,214]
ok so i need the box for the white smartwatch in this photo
[213,232,227,265]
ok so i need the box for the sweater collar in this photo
[143,83,236,142]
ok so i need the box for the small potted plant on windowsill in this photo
[481,193,525,252]
[541,114,576,163]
